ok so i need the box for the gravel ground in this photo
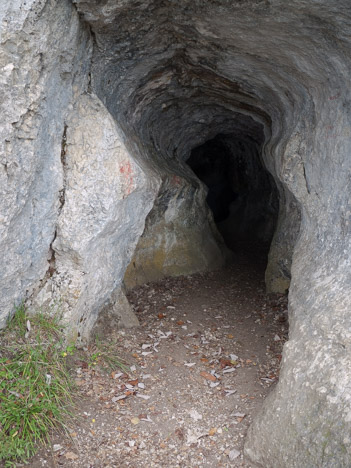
[25,250,288,468]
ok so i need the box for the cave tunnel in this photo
[186,132,279,255]
[2,1,351,466]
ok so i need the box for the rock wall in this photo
[29,93,159,340]
[124,175,227,289]
[0,0,161,340]
[0,0,91,328]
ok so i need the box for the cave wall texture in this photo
[1,0,351,466]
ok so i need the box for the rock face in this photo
[0,0,92,329]
[29,93,160,340]
[1,0,351,466]
[124,175,227,289]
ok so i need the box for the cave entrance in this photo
[186,133,279,260]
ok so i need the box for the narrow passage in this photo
[30,252,288,467]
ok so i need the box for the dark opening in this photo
[187,133,279,254]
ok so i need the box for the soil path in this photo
[29,251,288,468]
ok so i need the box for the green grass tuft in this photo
[88,335,130,373]
[0,305,73,465]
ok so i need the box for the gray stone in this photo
[0,0,91,328]
[124,175,228,289]
[91,287,139,340]
[28,93,160,341]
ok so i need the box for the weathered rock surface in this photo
[124,175,227,289]
[1,0,351,466]
[29,93,159,340]
[0,0,91,328]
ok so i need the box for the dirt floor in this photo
[26,249,288,468]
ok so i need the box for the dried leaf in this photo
[113,372,124,380]
[128,380,138,386]
[142,344,152,349]
[209,427,217,436]
[229,449,240,461]
[189,409,202,421]
[200,371,217,382]
[64,451,79,460]
[136,394,150,400]
[112,395,127,402]
[220,358,232,368]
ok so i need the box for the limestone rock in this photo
[0,0,91,328]
[29,93,159,340]
[92,287,139,339]
[124,175,228,289]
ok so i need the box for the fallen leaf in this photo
[128,380,138,386]
[210,381,220,388]
[142,344,152,349]
[233,412,246,418]
[113,372,124,380]
[189,409,202,421]
[131,417,140,425]
[64,451,79,460]
[112,394,127,402]
[158,313,165,319]
[200,371,217,382]
[140,415,153,422]
[209,427,217,436]
[220,358,232,368]
[136,394,150,400]
[53,444,63,452]
[74,379,85,386]
[177,320,184,325]
[229,449,240,461]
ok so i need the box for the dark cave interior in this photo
[186,133,279,254]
